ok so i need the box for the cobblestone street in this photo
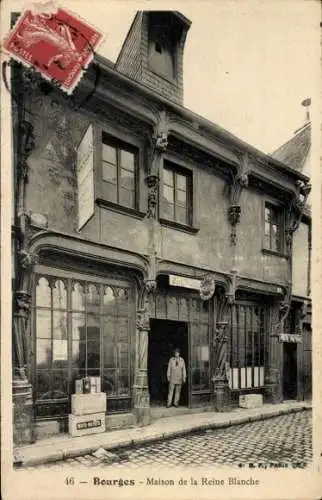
[16,411,312,471]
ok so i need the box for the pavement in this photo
[14,400,311,468]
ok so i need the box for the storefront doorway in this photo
[148,319,189,407]
[283,343,298,400]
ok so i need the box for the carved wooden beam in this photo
[227,151,250,246]
[270,284,292,337]
[144,111,169,221]
[285,180,311,255]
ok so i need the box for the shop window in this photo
[162,163,192,226]
[102,287,131,397]
[35,278,69,402]
[191,300,211,392]
[33,275,133,419]
[229,304,266,390]
[101,133,137,210]
[264,203,284,253]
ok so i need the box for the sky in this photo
[67,0,320,154]
[3,0,320,154]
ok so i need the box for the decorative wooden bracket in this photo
[145,110,169,220]
[271,284,292,336]
[285,180,311,254]
[227,151,250,245]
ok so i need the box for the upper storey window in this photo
[264,203,284,253]
[162,163,192,226]
[101,133,137,210]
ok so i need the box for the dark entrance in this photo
[283,343,298,400]
[148,319,189,407]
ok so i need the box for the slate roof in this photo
[271,123,311,173]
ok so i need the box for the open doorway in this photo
[283,343,298,400]
[148,319,189,407]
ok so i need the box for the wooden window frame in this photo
[262,201,286,257]
[101,132,138,209]
[159,157,199,234]
[229,301,267,391]
[95,126,145,219]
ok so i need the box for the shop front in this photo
[28,257,280,437]
[145,275,272,411]
[30,256,138,437]
[147,277,214,409]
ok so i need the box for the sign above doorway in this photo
[279,333,302,343]
[169,274,201,290]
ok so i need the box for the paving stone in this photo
[15,411,312,470]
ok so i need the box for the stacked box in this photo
[90,376,101,393]
[239,394,263,409]
[75,379,83,394]
[71,393,106,416]
[69,392,107,437]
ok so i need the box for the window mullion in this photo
[67,279,72,398]
[117,148,121,204]
[173,171,177,221]
[100,283,103,390]
[85,283,88,376]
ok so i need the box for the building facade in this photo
[11,11,312,444]
[272,121,312,402]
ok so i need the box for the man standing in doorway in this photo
[167,348,186,407]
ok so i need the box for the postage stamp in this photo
[2,3,103,94]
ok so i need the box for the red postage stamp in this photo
[3,4,103,93]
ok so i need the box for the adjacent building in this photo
[11,10,312,444]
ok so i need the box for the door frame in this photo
[283,342,298,400]
[148,318,190,407]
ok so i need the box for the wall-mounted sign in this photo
[169,274,201,290]
[76,418,102,430]
[200,274,215,301]
[279,333,302,343]
[77,125,94,230]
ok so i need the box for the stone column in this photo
[9,66,39,445]
[133,282,156,426]
[13,245,38,445]
[212,285,235,411]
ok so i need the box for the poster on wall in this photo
[76,124,94,230]
[53,339,68,361]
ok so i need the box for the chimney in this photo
[115,11,191,105]
[301,98,311,124]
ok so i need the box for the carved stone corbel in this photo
[146,174,159,219]
[271,285,291,336]
[227,151,250,246]
[285,180,311,255]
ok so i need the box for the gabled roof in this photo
[271,123,311,173]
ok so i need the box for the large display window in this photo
[32,270,135,420]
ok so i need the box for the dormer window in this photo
[147,12,180,82]
[148,37,176,81]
